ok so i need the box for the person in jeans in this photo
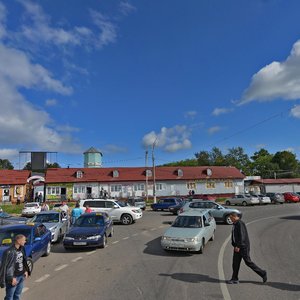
[0,234,30,300]
[227,212,267,284]
[71,202,83,224]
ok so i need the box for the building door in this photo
[2,188,10,202]
[61,188,66,201]
[86,187,92,198]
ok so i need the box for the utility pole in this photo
[152,139,157,203]
[145,150,149,202]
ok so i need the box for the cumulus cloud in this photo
[142,125,192,152]
[119,2,137,16]
[239,40,300,104]
[102,144,127,154]
[184,110,197,119]
[207,126,222,135]
[0,148,19,159]
[212,107,234,116]
[290,105,300,118]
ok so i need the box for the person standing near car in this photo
[0,234,30,300]
[71,203,83,224]
[227,212,267,284]
[85,205,92,213]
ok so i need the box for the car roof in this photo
[179,209,209,217]
[190,199,216,203]
[79,212,107,217]
[35,210,59,214]
[79,198,115,202]
[0,223,39,231]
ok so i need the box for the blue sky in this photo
[1,0,300,168]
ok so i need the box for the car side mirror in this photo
[204,222,210,227]
[113,205,119,209]
[34,237,41,242]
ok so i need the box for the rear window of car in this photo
[74,215,105,227]
[25,203,39,208]
[83,201,105,208]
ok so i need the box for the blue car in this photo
[0,223,51,273]
[63,212,113,250]
[151,198,182,211]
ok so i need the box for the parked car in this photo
[79,199,142,225]
[30,211,69,243]
[0,223,51,273]
[168,200,192,215]
[63,212,113,250]
[161,209,216,253]
[0,212,27,225]
[265,193,284,204]
[225,194,259,206]
[127,197,146,210]
[179,200,242,225]
[151,198,182,211]
[283,192,300,203]
[21,202,41,217]
[52,203,63,211]
[251,194,271,205]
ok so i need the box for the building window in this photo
[146,169,152,177]
[110,185,122,192]
[224,181,233,188]
[177,169,183,177]
[74,186,85,193]
[134,184,145,191]
[113,170,119,178]
[47,186,60,195]
[206,181,215,189]
[76,171,83,178]
[187,182,196,190]
[156,183,164,191]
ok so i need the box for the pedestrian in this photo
[85,205,92,213]
[16,196,21,205]
[0,234,30,299]
[71,203,83,224]
[41,202,49,211]
[227,212,267,284]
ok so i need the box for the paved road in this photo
[1,204,299,300]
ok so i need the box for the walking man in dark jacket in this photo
[227,212,267,284]
[0,234,30,299]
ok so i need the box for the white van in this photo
[79,199,143,225]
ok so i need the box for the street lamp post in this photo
[152,139,157,203]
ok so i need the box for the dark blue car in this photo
[151,198,182,211]
[63,212,113,250]
[0,223,51,273]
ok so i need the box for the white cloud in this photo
[119,2,137,16]
[184,110,197,119]
[212,107,233,116]
[255,144,267,149]
[290,105,300,118]
[45,98,57,106]
[207,126,222,135]
[0,148,19,159]
[56,125,80,133]
[239,40,300,104]
[142,125,192,152]
[102,144,127,154]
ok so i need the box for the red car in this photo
[283,192,300,203]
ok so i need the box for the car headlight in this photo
[161,236,171,241]
[132,209,140,213]
[64,236,74,240]
[87,235,101,240]
[184,238,197,242]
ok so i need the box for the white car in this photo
[21,202,41,217]
[225,194,260,206]
[78,199,143,225]
[257,194,271,205]
[161,209,216,253]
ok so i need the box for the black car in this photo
[0,212,27,225]
[265,192,284,204]
[168,200,190,215]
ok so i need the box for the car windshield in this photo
[25,203,38,208]
[0,212,11,218]
[0,229,31,246]
[116,201,127,207]
[172,216,202,228]
[32,213,59,223]
[74,215,104,227]
[53,204,62,207]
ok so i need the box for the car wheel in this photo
[210,231,215,241]
[26,258,33,273]
[109,228,114,237]
[43,242,51,257]
[225,215,233,225]
[121,214,133,225]
[198,238,205,254]
[242,201,247,206]
[100,235,107,248]
[225,201,230,206]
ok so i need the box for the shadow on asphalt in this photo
[143,236,192,257]
[280,215,300,221]
[159,273,219,283]
[240,280,300,291]
[50,242,98,254]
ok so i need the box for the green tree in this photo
[224,147,251,174]
[195,151,211,166]
[23,162,61,170]
[271,151,298,178]
[209,147,225,166]
[0,159,14,170]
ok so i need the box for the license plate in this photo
[73,242,87,246]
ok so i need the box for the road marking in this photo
[55,264,68,271]
[122,237,129,240]
[218,214,290,300]
[35,274,50,283]
[22,287,29,293]
[72,257,83,262]
[112,241,119,244]
[86,250,96,256]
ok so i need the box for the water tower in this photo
[83,147,102,168]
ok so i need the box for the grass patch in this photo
[1,204,24,215]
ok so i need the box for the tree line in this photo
[162,147,300,179]
[0,160,60,170]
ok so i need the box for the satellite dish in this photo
[206,168,212,176]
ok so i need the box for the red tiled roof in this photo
[252,178,300,185]
[0,170,31,185]
[45,166,245,183]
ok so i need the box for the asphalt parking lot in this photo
[1,203,300,300]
